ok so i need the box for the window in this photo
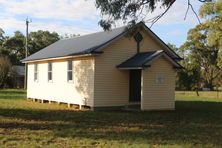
[155,74,165,84]
[34,64,38,81]
[48,62,52,81]
[67,61,73,81]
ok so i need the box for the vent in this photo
[134,32,143,53]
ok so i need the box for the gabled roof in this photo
[22,22,181,62]
[22,26,126,62]
[117,50,182,69]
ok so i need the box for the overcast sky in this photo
[0,0,203,47]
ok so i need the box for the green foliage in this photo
[167,43,199,90]
[0,29,60,65]
[176,0,222,91]
[3,31,26,65]
[199,0,222,68]
[0,28,4,44]
[0,56,11,88]
[28,30,59,55]
[0,29,60,87]
[167,43,185,58]
[181,24,221,90]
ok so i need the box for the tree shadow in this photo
[74,58,94,106]
[1,101,222,146]
[0,90,26,94]
[0,89,26,100]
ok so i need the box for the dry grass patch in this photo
[0,89,222,147]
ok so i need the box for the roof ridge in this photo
[60,26,126,41]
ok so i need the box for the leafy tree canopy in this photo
[28,30,59,55]
[199,0,222,68]
[0,28,4,44]
[0,29,60,65]
[180,0,222,90]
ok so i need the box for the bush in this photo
[0,56,11,88]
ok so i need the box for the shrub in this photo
[0,56,11,88]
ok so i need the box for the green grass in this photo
[0,89,222,147]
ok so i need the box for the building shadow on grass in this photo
[0,101,222,146]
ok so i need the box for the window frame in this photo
[48,62,53,82]
[34,64,38,82]
[155,73,165,84]
[67,60,73,82]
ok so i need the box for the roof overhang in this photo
[144,52,182,68]
[117,50,182,70]
[21,52,101,63]
[117,65,150,70]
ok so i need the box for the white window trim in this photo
[34,64,38,82]
[67,61,73,83]
[68,80,73,83]
[48,62,53,82]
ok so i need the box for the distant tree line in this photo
[0,29,62,87]
[0,29,79,88]
[0,30,60,65]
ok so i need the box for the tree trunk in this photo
[195,88,199,96]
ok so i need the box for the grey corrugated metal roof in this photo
[22,22,181,62]
[117,50,182,69]
[22,26,126,61]
[117,51,161,69]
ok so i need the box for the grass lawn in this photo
[0,90,222,147]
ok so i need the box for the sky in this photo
[0,0,204,47]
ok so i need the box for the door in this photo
[129,70,141,102]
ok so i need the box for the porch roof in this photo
[117,50,182,70]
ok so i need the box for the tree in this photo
[168,43,201,92]
[199,0,222,68]
[179,0,222,90]
[181,24,221,90]
[28,30,60,55]
[95,0,210,30]
[0,28,5,44]
[3,31,25,65]
[2,30,60,65]
[167,43,185,58]
[0,28,7,54]
[0,56,11,88]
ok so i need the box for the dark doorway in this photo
[129,70,141,102]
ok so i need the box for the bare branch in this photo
[96,0,210,30]
[189,0,201,24]
[184,0,201,24]
[184,0,190,20]
[144,0,176,28]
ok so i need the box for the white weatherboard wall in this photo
[27,57,95,106]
